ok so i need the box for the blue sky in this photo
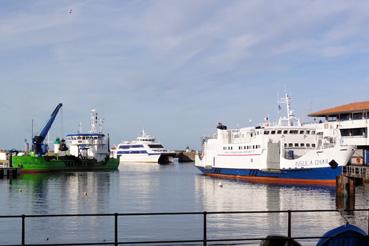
[1,0,369,150]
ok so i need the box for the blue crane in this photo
[33,103,63,156]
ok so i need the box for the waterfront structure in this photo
[12,105,119,172]
[195,94,355,185]
[112,130,176,164]
[309,101,369,165]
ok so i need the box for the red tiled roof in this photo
[309,100,369,117]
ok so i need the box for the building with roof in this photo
[309,100,369,165]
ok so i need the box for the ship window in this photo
[299,130,304,134]
[271,131,276,134]
[312,144,316,147]
[311,131,315,134]
[288,143,293,147]
[256,145,260,149]
[283,130,288,134]
[306,130,310,134]
[119,145,130,149]
[239,146,242,150]
[77,136,81,140]
[284,143,287,147]
[300,143,305,147]
[253,145,255,149]
[244,146,247,149]
[294,143,299,147]
[277,130,282,134]
[306,143,311,147]
[264,131,269,135]
[148,144,164,148]
[247,146,250,149]
[290,130,298,134]
[131,145,144,148]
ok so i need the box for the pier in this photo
[336,165,369,210]
[343,165,369,180]
[0,167,21,179]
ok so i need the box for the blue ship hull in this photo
[197,166,342,185]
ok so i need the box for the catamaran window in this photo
[148,144,164,148]
[294,143,299,147]
[300,143,305,147]
[312,144,316,147]
[264,131,269,135]
[283,130,288,134]
[288,143,293,147]
[306,143,311,147]
[131,145,144,148]
[271,131,276,134]
[119,145,130,149]
[299,130,304,134]
[289,130,298,134]
[277,130,282,134]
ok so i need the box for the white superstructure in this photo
[112,130,176,164]
[64,109,110,162]
[195,94,355,184]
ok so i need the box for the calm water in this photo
[1,162,369,245]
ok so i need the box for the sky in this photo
[1,0,369,150]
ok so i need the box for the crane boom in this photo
[33,103,63,156]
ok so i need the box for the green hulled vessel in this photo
[14,104,119,173]
[12,154,119,173]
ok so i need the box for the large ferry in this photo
[195,94,356,185]
[112,130,176,164]
[12,105,119,173]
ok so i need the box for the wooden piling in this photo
[336,175,355,211]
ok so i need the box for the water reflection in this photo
[0,163,368,245]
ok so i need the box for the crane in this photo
[32,103,63,156]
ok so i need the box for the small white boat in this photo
[112,130,176,164]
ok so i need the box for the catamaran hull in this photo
[119,153,175,164]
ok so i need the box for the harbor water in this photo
[1,162,369,245]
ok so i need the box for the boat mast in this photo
[90,109,98,133]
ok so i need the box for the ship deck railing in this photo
[0,208,369,245]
